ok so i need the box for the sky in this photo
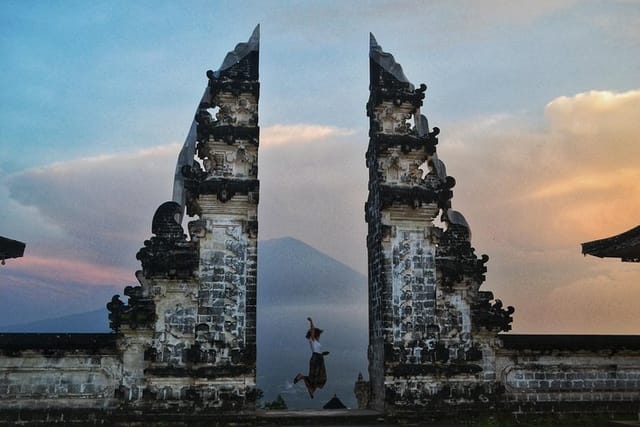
[1,0,640,334]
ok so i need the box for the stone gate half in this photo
[365,33,514,415]
[114,24,262,410]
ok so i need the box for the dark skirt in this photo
[308,352,327,389]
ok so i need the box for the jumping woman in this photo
[293,317,329,398]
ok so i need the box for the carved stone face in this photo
[376,103,414,135]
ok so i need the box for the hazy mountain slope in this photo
[0,308,110,333]
[0,270,119,327]
[257,238,368,409]
[257,237,365,306]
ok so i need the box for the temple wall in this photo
[496,341,640,414]
[0,354,121,408]
[0,334,121,424]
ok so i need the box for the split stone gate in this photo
[0,27,639,424]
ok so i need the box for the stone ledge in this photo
[499,335,640,352]
[0,333,118,355]
[257,409,386,426]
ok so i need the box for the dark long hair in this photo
[305,327,323,340]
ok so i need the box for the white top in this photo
[309,339,322,354]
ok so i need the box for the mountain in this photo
[258,237,365,306]
[0,308,110,333]
[0,271,119,328]
[0,237,368,409]
[256,238,368,410]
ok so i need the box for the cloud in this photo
[259,126,368,273]
[2,121,365,291]
[446,0,578,31]
[5,145,179,272]
[438,89,640,333]
[586,1,640,45]
[6,255,131,287]
[525,169,640,200]
[545,90,640,144]
[0,171,65,244]
[3,124,367,292]
[261,124,355,148]
[270,0,577,44]
[543,263,640,333]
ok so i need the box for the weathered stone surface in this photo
[366,35,509,414]
[122,25,260,412]
[136,201,199,280]
[0,334,121,411]
[495,335,640,417]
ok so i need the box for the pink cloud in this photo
[6,254,133,287]
[261,124,355,148]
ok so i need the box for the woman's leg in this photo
[302,376,315,398]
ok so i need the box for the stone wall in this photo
[496,335,640,416]
[194,196,257,369]
[0,334,121,423]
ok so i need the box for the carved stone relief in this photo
[213,93,258,127]
[391,229,437,364]
[197,222,248,365]
[199,144,258,179]
[374,103,414,134]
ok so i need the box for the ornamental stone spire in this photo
[109,26,261,412]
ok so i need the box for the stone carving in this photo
[213,94,258,127]
[167,24,260,386]
[136,201,199,279]
[472,292,515,333]
[354,372,371,409]
[369,33,412,88]
[110,27,259,411]
[375,106,413,134]
[209,25,259,81]
[366,34,515,411]
[194,223,250,367]
[391,233,437,365]
[107,285,156,333]
[176,26,260,219]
